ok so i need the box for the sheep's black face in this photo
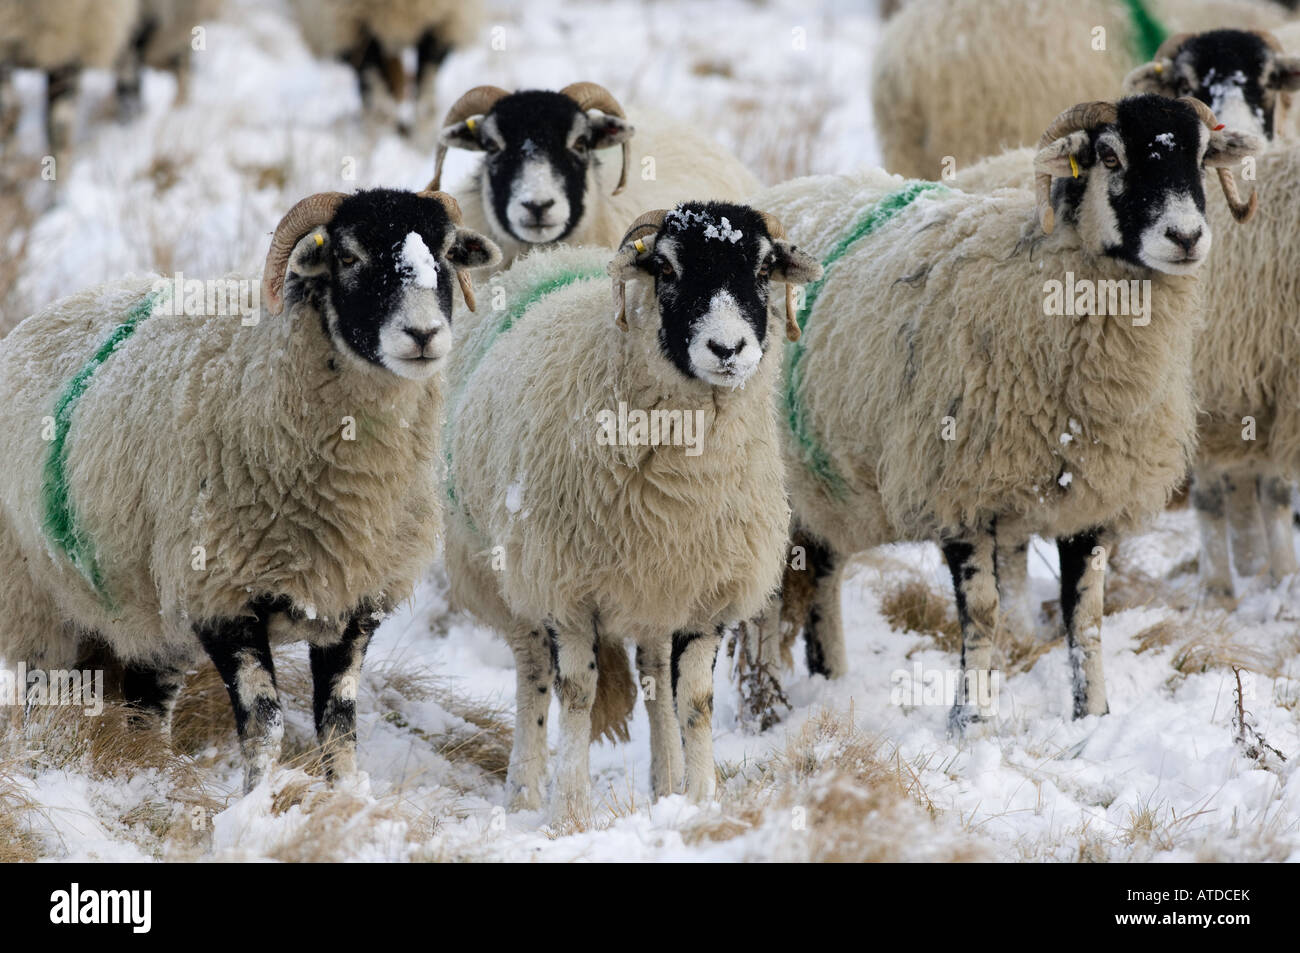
[287,189,499,380]
[1128,30,1300,141]
[643,203,778,387]
[442,90,634,244]
[1044,96,1255,274]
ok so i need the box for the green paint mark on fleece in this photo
[1123,0,1168,62]
[444,267,604,508]
[783,181,947,499]
[42,291,161,603]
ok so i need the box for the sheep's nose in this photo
[707,339,744,360]
[1165,226,1203,253]
[403,327,438,350]
[522,200,555,219]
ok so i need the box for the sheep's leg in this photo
[195,604,282,794]
[549,623,598,822]
[672,628,722,803]
[123,663,186,739]
[636,640,683,799]
[995,523,1036,642]
[942,525,999,732]
[1259,474,1298,583]
[800,533,848,679]
[1190,466,1236,608]
[504,626,554,812]
[1225,470,1268,579]
[1058,529,1110,719]
[309,608,379,782]
[44,64,79,153]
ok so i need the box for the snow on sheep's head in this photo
[263,189,500,380]
[1034,95,1260,275]
[431,83,635,246]
[607,202,822,388]
[1124,29,1300,142]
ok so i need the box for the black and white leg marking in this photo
[637,640,683,799]
[123,663,186,738]
[309,603,380,782]
[942,523,1000,734]
[1190,466,1235,608]
[195,599,283,794]
[548,621,599,821]
[671,627,723,802]
[1057,528,1110,719]
[1259,474,1298,583]
[800,532,847,679]
[505,626,554,811]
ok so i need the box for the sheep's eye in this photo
[572,137,590,155]
[1098,145,1120,170]
[659,258,675,279]
[339,253,357,266]
[483,140,501,155]
[758,257,773,280]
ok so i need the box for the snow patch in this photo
[397,232,439,289]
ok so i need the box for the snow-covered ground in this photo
[2,0,1298,863]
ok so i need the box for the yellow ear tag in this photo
[633,238,646,254]
[1154,62,1164,74]
[313,233,324,246]
[1069,155,1080,179]
[466,116,478,133]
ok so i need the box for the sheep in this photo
[116,0,223,114]
[0,0,140,150]
[428,83,762,268]
[1121,29,1300,604]
[288,0,480,130]
[871,0,1285,180]
[0,188,501,791]
[751,95,1258,727]
[442,203,821,817]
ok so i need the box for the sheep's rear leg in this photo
[636,640,683,799]
[1226,470,1268,579]
[1191,467,1236,609]
[995,524,1036,643]
[799,533,847,679]
[1259,474,1298,583]
[505,626,554,812]
[309,608,379,783]
[672,629,722,803]
[195,604,283,794]
[1058,529,1110,719]
[942,526,999,733]
[123,663,186,739]
[549,623,598,823]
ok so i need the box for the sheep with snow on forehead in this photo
[0,188,500,793]
[442,201,820,818]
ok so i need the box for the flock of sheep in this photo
[1,0,1299,824]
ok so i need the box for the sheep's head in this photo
[1034,95,1261,274]
[261,188,501,380]
[430,83,635,245]
[1125,30,1300,141]
[607,202,822,388]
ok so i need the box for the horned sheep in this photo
[753,95,1258,726]
[0,188,500,791]
[443,204,821,817]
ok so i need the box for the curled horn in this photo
[429,85,510,191]
[1153,32,1194,64]
[261,192,348,317]
[416,188,483,311]
[1249,29,1284,54]
[561,81,632,195]
[758,211,804,343]
[612,209,669,330]
[1178,96,1258,223]
[1035,101,1119,234]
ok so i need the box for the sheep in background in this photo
[289,0,480,132]
[872,0,1284,180]
[0,0,140,150]
[116,0,222,115]
[444,206,820,817]
[429,83,761,268]
[754,96,1258,725]
[0,188,500,791]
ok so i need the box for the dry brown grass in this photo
[0,159,37,335]
[884,579,961,654]
[0,758,40,862]
[1133,614,1285,681]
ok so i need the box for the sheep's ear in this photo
[770,241,822,286]
[1123,61,1179,96]
[447,228,501,270]
[1205,129,1262,168]
[286,229,332,279]
[1268,55,1300,92]
[439,116,490,152]
[585,110,635,150]
[606,239,653,330]
[1034,130,1091,178]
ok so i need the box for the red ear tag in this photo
[1214,123,1226,130]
